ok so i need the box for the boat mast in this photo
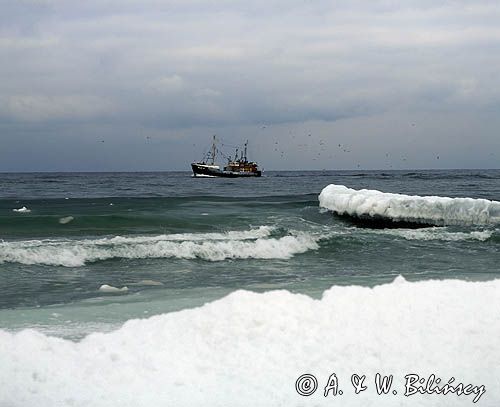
[211,135,216,165]
[244,140,248,162]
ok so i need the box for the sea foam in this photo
[376,227,494,241]
[0,277,499,406]
[98,284,128,294]
[319,184,500,226]
[58,216,74,225]
[0,227,319,267]
[12,206,31,213]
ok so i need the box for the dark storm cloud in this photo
[0,0,499,170]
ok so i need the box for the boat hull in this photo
[191,163,261,178]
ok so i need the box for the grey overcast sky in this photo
[1,0,499,171]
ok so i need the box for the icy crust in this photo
[319,184,500,226]
[1,277,500,406]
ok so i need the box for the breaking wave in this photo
[0,277,499,406]
[319,184,500,226]
[0,226,319,267]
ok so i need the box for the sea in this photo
[1,170,499,406]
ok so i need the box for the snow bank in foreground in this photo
[319,184,500,225]
[1,277,499,406]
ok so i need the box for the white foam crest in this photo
[319,184,500,225]
[0,227,318,267]
[377,228,494,242]
[0,277,499,406]
[100,225,274,244]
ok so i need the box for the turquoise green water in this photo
[1,170,499,339]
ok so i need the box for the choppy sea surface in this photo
[0,170,499,338]
[1,170,500,406]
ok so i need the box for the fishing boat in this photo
[191,136,262,178]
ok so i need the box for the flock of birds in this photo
[96,122,497,167]
[259,124,443,168]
